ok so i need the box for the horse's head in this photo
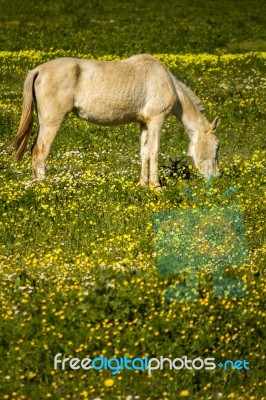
[189,117,220,179]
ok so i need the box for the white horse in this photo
[8,54,219,189]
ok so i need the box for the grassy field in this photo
[0,1,266,399]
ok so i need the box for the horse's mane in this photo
[174,76,205,112]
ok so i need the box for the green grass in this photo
[1,0,265,54]
[0,1,266,399]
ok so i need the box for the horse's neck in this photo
[174,85,209,141]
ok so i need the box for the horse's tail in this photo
[7,69,39,162]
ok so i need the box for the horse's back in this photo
[34,54,173,95]
[33,55,177,125]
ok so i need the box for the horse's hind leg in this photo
[31,119,63,180]
[140,123,149,187]
[147,116,164,190]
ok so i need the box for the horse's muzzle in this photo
[204,170,220,180]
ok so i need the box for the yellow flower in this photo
[179,390,189,397]
[104,378,114,387]
[28,371,37,379]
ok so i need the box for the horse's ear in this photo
[211,117,219,133]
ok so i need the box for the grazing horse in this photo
[8,54,219,188]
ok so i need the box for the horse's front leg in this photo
[140,123,149,187]
[147,117,164,190]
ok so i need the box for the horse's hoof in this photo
[150,184,162,191]
[140,181,149,188]
[25,179,34,188]
[25,178,44,188]
[32,175,46,182]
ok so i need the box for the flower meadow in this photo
[1,48,265,400]
[1,0,266,399]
